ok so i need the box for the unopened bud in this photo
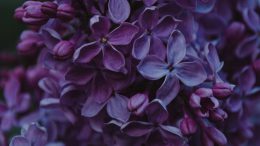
[57,4,75,21]
[209,108,228,122]
[180,116,197,135]
[41,2,58,17]
[212,82,235,99]
[53,41,74,60]
[127,93,149,116]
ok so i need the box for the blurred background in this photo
[0,0,25,53]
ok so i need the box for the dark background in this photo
[0,0,25,53]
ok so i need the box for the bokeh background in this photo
[0,0,25,53]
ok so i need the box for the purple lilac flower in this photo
[73,15,138,72]
[137,30,207,104]
[1,0,260,146]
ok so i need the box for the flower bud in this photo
[14,7,25,21]
[53,41,74,60]
[57,4,75,21]
[209,108,228,122]
[17,30,43,55]
[22,1,48,25]
[41,2,58,17]
[212,82,235,99]
[127,93,149,116]
[195,88,213,98]
[180,116,197,135]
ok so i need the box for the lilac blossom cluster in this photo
[0,0,259,146]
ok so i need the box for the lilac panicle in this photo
[1,0,260,146]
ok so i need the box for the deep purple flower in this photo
[189,88,219,117]
[73,15,138,72]
[10,123,48,146]
[138,30,207,104]
[121,99,184,144]
[132,7,179,60]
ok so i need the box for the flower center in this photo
[167,64,174,72]
[101,37,108,44]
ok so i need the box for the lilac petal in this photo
[167,30,186,65]
[23,123,48,146]
[177,12,198,43]
[242,9,260,32]
[38,77,59,97]
[132,34,151,60]
[91,77,113,104]
[108,0,130,23]
[175,61,207,86]
[81,97,108,118]
[41,28,61,49]
[189,93,201,108]
[205,43,223,72]
[153,16,179,38]
[195,0,216,13]
[137,55,168,80]
[60,84,86,107]
[143,0,157,6]
[89,112,106,133]
[90,15,111,37]
[235,35,258,59]
[103,45,125,72]
[156,74,180,105]
[4,76,20,108]
[238,66,256,93]
[65,66,95,85]
[73,42,102,64]
[40,98,60,108]
[139,6,159,29]
[107,94,131,122]
[150,36,166,59]
[225,97,242,112]
[159,125,183,138]
[145,99,168,124]
[121,121,153,137]
[108,23,139,45]
[10,136,30,146]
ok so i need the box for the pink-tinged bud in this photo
[41,2,58,17]
[209,108,228,122]
[17,30,43,55]
[57,4,75,21]
[180,116,197,135]
[212,82,235,99]
[252,59,260,73]
[53,41,74,60]
[14,7,25,21]
[195,88,213,98]
[205,127,227,146]
[127,93,149,116]
[21,1,48,25]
